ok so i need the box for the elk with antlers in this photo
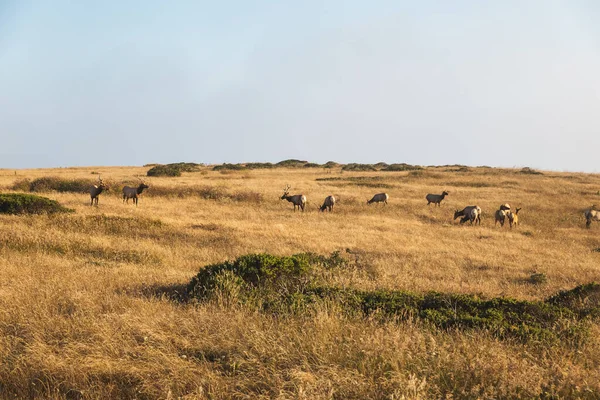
[280,184,306,212]
[89,176,109,206]
[123,179,149,206]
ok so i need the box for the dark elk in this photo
[89,177,109,206]
[280,184,306,212]
[123,181,149,206]
[425,191,449,206]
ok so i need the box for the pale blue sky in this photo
[1,1,599,171]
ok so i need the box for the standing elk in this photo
[89,177,109,206]
[584,206,599,228]
[280,185,306,212]
[426,191,449,206]
[318,195,336,212]
[123,182,149,206]
[367,193,389,205]
[454,205,482,225]
[494,209,506,227]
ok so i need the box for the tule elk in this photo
[584,206,599,228]
[89,177,109,206]
[280,184,306,212]
[454,205,482,225]
[318,195,336,212]
[123,182,149,206]
[367,193,389,205]
[426,191,449,206]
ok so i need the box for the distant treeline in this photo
[211,160,424,172]
[144,160,543,177]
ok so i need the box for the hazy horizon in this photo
[1,1,599,171]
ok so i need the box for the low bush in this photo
[187,252,599,344]
[275,159,308,168]
[212,163,245,171]
[147,165,182,177]
[0,193,73,215]
[341,163,377,172]
[18,177,94,193]
[147,162,201,177]
[244,162,274,169]
[382,163,423,172]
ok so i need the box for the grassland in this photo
[0,165,599,399]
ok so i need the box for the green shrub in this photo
[212,163,246,171]
[0,193,73,215]
[244,162,274,169]
[187,252,599,344]
[275,159,308,168]
[323,161,340,169]
[147,162,201,177]
[546,283,600,316]
[341,163,377,171]
[187,252,345,302]
[382,163,423,172]
[147,164,182,177]
[26,177,93,193]
[303,163,323,168]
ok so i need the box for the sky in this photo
[0,1,599,171]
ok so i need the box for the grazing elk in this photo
[454,205,482,225]
[122,182,149,206]
[318,195,336,212]
[426,191,449,206]
[367,193,389,205]
[280,185,306,212]
[89,177,109,206]
[507,207,521,229]
[585,206,599,228]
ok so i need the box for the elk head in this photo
[280,184,291,200]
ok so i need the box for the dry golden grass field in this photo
[0,164,600,399]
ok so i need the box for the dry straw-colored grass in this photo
[0,165,599,398]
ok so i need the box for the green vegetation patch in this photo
[275,159,310,168]
[0,193,73,215]
[147,162,201,177]
[13,177,94,193]
[341,163,377,171]
[188,252,599,344]
[382,163,423,172]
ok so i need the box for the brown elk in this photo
[89,177,109,206]
[123,182,149,206]
[280,185,306,212]
[367,193,389,205]
[585,206,599,228]
[318,195,336,212]
[425,191,449,206]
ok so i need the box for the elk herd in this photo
[86,176,599,229]
[277,186,599,230]
[89,177,149,207]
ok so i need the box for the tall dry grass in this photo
[0,165,599,398]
